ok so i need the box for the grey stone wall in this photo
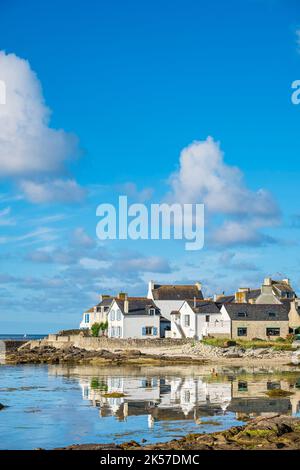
[28,335,193,352]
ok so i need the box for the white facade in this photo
[80,301,111,329]
[171,301,226,339]
[79,308,95,329]
[153,300,185,322]
[108,300,160,339]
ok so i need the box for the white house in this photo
[107,295,161,339]
[79,296,114,329]
[147,281,204,320]
[170,300,226,339]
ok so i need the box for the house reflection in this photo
[49,365,300,426]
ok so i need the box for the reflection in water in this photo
[1,363,300,449]
[50,364,300,425]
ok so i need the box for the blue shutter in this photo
[153,327,158,336]
[142,327,146,336]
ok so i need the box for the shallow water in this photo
[0,363,300,449]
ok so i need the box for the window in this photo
[144,326,153,335]
[142,379,152,388]
[268,312,276,318]
[205,315,210,323]
[142,326,158,336]
[238,381,248,392]
[110,310,115,321]
[184,315,190,327]
[110,327,115,337]
[149,308,156,316]
[237,327,247,337]
[237,312,247,318]
[116,310,122,321]
[116,326,122,337]
[267,381,280,391]
[266,327,280,336]
[85,313,90,323]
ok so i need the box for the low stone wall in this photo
[26,335,193,352]
[3,340,28,352]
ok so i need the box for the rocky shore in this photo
[56,415,300,450]
[5,344,207,365]
[4,337,297,366]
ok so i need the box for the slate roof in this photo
[215,295,235,304]
[152,284,203,301]
[246,289,261,300]
[187,300,221,314]
[224,304,289,321]
[272,281,295,294]
[97,297,114,307]
[115,297,160,316]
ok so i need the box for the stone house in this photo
[220,304,290,340]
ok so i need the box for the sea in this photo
[0,362,300,450]
[0,334,47,341]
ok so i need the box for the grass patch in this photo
[90,378,108,391]
[102,392,126,398]
[265,388,294,397]
[201,337,295,351]
[239,429,275,439]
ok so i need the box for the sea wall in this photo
[3,340,28,352]
[25,335,193,352]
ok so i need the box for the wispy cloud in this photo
[20,179,86,204]
[296,29,300,52]
[0,206,16,226]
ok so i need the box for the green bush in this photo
[99,321,108,332]
[91,322,101,337]
[286,334,295,343]
[223,340,237,347]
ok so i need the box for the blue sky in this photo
[1,0,300,333]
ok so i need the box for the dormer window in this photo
[268,312,276,318]
[149,308,156,316]
[237,312,247,318]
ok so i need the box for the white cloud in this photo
[168,137,280,246]
[72,227,95,248]
[20,179,86,204]
[0,206,15,226]
[113,255,172,273]
[296,30,300,52]
[117,182,154,202]
[213,220,275,246]
[0,51,79,177]
[169,137,278,217]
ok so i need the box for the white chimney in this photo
[264,277,272,286]
[195,282,202,291]
[147,280,155,299]
[124,294,129,314]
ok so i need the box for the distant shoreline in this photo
[0,334,47,341]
